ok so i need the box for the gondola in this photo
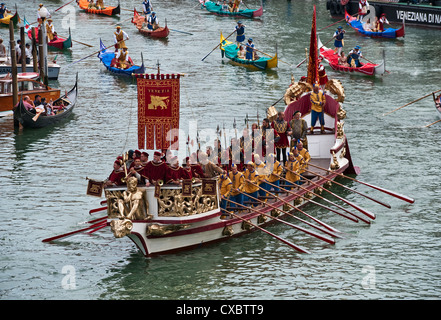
[24,18,72,50]
[77,0,120,16]
[0,9,20,26]
[345,10,405,39]
[131,9,169,39]
[220,32,277,71]
[98,39,145,77]
[202,1,263,18]
[318,36,385,76]
[13,75,78,129]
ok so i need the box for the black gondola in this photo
[13,76,78,129]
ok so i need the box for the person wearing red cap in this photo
[378,13,390,32]
[140,151,149,167]
[105,160,125,186]
[143,151,167,184]
[189,152,204,179]
[127,157,148,185]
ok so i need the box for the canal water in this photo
[0,0,440,302]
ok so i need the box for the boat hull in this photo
[131,10,170,38]
[110,159,352,257]
[203,1,263,18]
[0,63,61,80]
[318,37,385,76]
[327,0,441,29]
[98,40,145,77]
[13,78,77,128]
[345,10,405,38]
[220,32,277,70]
[0,11,20,26]
[78,0,120,16]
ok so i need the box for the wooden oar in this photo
[318,12,357,31]
[227,196,335,245]
[301,165,392,208]
[55,0,75,12]
[235,182,341,238]
[284,165,376,221]
[202,29,236,61]
[66,38,128,67]
[85,216,107,224]
[222,207,311,254]
[42,220,107,243]
[306,162,416,204]
[86,224,107,234]
[273,172,365,223]
[170,28,193,35]
[263,179,343,235]
[424,118,441,128]
[383,89,441,116]
[89,206,107,214]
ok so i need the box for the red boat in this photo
[131,10,169,38]
[318,36,385,76]
[24,18,72,50]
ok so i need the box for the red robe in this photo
[143,160,167,182]
[190,164,205,178]
[165,165,189,183]
[272,119,291,149]
[108,169,125,186]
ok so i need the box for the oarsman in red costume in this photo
[357,0,369,21]
[378,13,390,32]
[165,156,189,185]
[140,151,149,167]
[105,160,125,187]
[143,151,167,184]
[318,57,328,91]
[183,157,193,180]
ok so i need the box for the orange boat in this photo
[77,0,120,16]
[0,78,60,117]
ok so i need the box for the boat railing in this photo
[104,178,220,220]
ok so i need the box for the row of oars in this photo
[42,162,415,255]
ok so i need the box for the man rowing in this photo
[114,26,129,50]
[147,11,159,30]
[333,26,345,56]
[347,45,363,68]
[235,21,245,48]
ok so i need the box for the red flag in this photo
[135,74,180,150]
[306,5,319,85]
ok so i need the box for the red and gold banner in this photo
[135,74,180,150]
[306,5,319,86]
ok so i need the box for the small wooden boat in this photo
[98,39,145,77]
[345,10,405,39]
[220,32,277,71]
[202,1,263,18]
[13,75,77,128]
[0,77,61,117]
[78,0,120,16]
[0,7,20,26]
[318,36,385,76]
[0,72,39,80]
[131,9,170,39]
[24,18,72,50]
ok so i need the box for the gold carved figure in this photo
[116,177,151,220]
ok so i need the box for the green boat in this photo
[203,1,263,18]
[220,32,277,71]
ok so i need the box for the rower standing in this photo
[357,0,369,21]
[378,13,390,32]
[114,26,129,49]
[309,83,326,134]
[46,18,55,42]
[333,26,345,56]
[235,21,245,48]
[245,38,255,60]
[0,3,11,19]
[142,0,153,16]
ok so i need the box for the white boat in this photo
[0,57,61,80]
